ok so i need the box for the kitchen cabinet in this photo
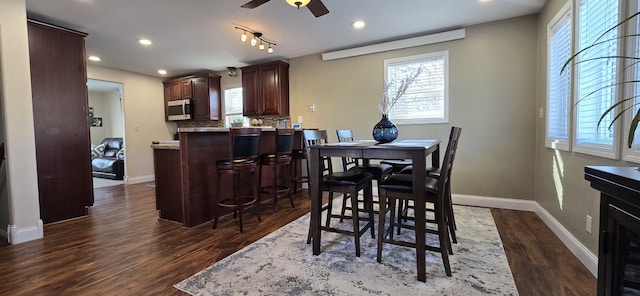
[163,72,221,121]
[28,20,94,223]
[241,61,289,116]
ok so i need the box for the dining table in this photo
[307,139,441,282]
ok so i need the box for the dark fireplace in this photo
[608,205,640,295]
[586,166,640,296]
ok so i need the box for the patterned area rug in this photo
[175,205,518,295]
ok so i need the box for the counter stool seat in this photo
[212,128,262,233]
[259,128,295,213]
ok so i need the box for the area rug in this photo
[174,205,518,295]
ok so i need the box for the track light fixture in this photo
[234,26,276,54]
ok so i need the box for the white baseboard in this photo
[126,175,154,185]
[7,219,44,244]
[452,194,598,277]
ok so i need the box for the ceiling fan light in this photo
[286,0,311,8]
[250,37,257,46]
[240,32,247,42]
[259,43,265,50]
[267,46,274,54]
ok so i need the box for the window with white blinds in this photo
[384,51,448,124]
[573,0,620,159]
[224,87,244,127]
[623,1,640,162]
[546,2,572,151]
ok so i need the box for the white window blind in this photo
[546,3,572,151]
[573,0,620,159]
[623,1,640,162]
[384,51,449,124]
[224,87,244,126]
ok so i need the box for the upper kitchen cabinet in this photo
[241,61,290,116]
[163,72,221,121]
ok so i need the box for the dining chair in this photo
[397,127,462,243]
[376,126,462,279]
[212,128,262,233]
[336,130,393,198]
[258,128,295,213]
[304,129,375,257]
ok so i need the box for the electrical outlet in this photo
[538,107,544,119]
[309,104,316,112]
[297,116,303,124]
[586,215,593,234]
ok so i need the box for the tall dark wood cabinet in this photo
[27,20,94,223]
[241,61,289,116]
[163,72,221,121]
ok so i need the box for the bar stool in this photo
[290,148,308,193]
[304,129,375,257]
[212,128,262,233]
[258,128,295,213]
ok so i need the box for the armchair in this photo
[91,137,124,180]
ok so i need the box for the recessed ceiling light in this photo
[88,56,101,61]
[138,39,152,46]
[158,69,167,75]
[352,20,365,29]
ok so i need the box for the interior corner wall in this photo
[87,66,174,182]
[289,15,538,200]
[88,91,109,145]
[0,0,42,242]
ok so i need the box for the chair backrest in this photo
[335,129,360,171]
[303,129,333,175]
[229,128,261,161]
[276,128,294,155]
[438,126,462,196]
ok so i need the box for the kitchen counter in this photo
[152,129,305,227]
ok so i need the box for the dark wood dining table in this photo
[307,139,441,282]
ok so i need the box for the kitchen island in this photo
[152,127,304,227]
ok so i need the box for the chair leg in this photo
[396,199,404,235]
[339,193,348,222]
[350,188,361,257]
[253,170,262,223]
[436,199,452,276]
[213,173,222,229]
[389,197,397,240]
[376,189,387,263]
[326,191,334,228]
[272,165,278,214]
[286,163,295,209]
[366,183,375,239]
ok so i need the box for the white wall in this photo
[88,89,124,145]
[87,66,175,183]
[289,15,538,200]
[0,0,43,243]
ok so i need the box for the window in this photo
[224,87,244,127]
[546,2,572,151]
[623,1,640,161]
[573,0,620,159]
[384,51,448,124]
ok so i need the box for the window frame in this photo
[545,1,573,151]
[571,0,621,160]
[383,51,449,125]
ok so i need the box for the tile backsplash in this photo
[177,115,291,129]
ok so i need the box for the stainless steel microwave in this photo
[167,99,192,121]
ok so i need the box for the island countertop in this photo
[178,126,304,133]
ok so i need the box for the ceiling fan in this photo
[241,0,330,18]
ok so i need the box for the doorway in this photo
[87,79,125,188]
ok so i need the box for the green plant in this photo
[562,11,640,148]
[232,118,245,123]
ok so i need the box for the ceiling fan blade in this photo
[307,0,329,17]
[241,0,270,9]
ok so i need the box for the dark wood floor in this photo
[0,183,595,295]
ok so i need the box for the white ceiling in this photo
[25,0,546,78]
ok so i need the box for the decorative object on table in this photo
[230,117,244,127]
[374,65,424,143]
[250,118,264,126]
[91,117,103,127]
[174,205,517,295]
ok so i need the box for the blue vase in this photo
[372,114,398,143]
